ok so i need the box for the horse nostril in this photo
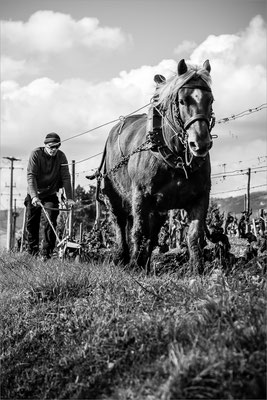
[189,140,212,156]
[189,142,198,150]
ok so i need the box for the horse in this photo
[90,59,215,272]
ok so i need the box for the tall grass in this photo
[0,249,266,399]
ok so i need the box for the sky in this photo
[0,0,266,211]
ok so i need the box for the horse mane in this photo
[154,63,212,109]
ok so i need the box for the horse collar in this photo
[146,104,200,177]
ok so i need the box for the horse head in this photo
[177,59,214,158]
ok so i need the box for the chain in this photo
[102,139,152,178]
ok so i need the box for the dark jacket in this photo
[27,147,72,200]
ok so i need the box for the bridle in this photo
[153,81,216,153]
[165,82,216,141]
[148,78,217,176]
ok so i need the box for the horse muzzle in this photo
[189,139,213,157]
[184,114,213,157]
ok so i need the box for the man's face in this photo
[44,143,60,156]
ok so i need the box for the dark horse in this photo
[91,59,215,272]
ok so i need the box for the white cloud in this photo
[190,15,266,111]
[187,14,266,150]
[1,10,129,54]
[1,56,26,80]
[1,15,266,209]
[190,15,266,65]
[1,58,180,161]
[79,17,126,49]
[174,40,197,57]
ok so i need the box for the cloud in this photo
[1,62,173,158]
[1,10,130,54]
[1,56,34,80]
[1,10,132,84]
[173,40,197,57]
[1,15,266,208]
[186,14,266,153]
[189,15,266,111]
[191,15,266,64]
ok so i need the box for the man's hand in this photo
[66,199,75,207]
[32,196,41,207]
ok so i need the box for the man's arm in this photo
[60,153,73,200]
[27,150,39,199]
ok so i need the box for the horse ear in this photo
[154,74,166,84]
[203,60,211,73]
[177,59,188,75]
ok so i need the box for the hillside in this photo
[212,190,267,217]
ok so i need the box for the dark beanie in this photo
[44,132,61,145]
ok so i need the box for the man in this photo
[25,132,74,259]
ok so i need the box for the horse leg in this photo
[131,189,167,272]
[130,188,151,269]
[187,196,209,273]
[104,182,130,265]
[113,211,130,265]
[146,211,168,273]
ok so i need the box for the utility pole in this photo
[72,160,75,200]
[12,198,17,249]
[3,157,21,250]
[244,167,251,235]
[247,167,251,216]
[68,160,75,239]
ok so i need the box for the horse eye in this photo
[179,99,185,105]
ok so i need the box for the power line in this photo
[61,152,103,167]
[216,103,267,124]
[212,165,267,177]
[58,103,267,167]
[211,169,267,180]
[212,155,266,168]
[61,103,151,144]
[211,184,266,196]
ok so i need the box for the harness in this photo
[88,75,217,187]
[146,81,216,178]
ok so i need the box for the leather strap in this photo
[183,114,210,130]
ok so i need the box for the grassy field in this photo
[0,240,266,399]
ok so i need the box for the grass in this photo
[0,243,266,400]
